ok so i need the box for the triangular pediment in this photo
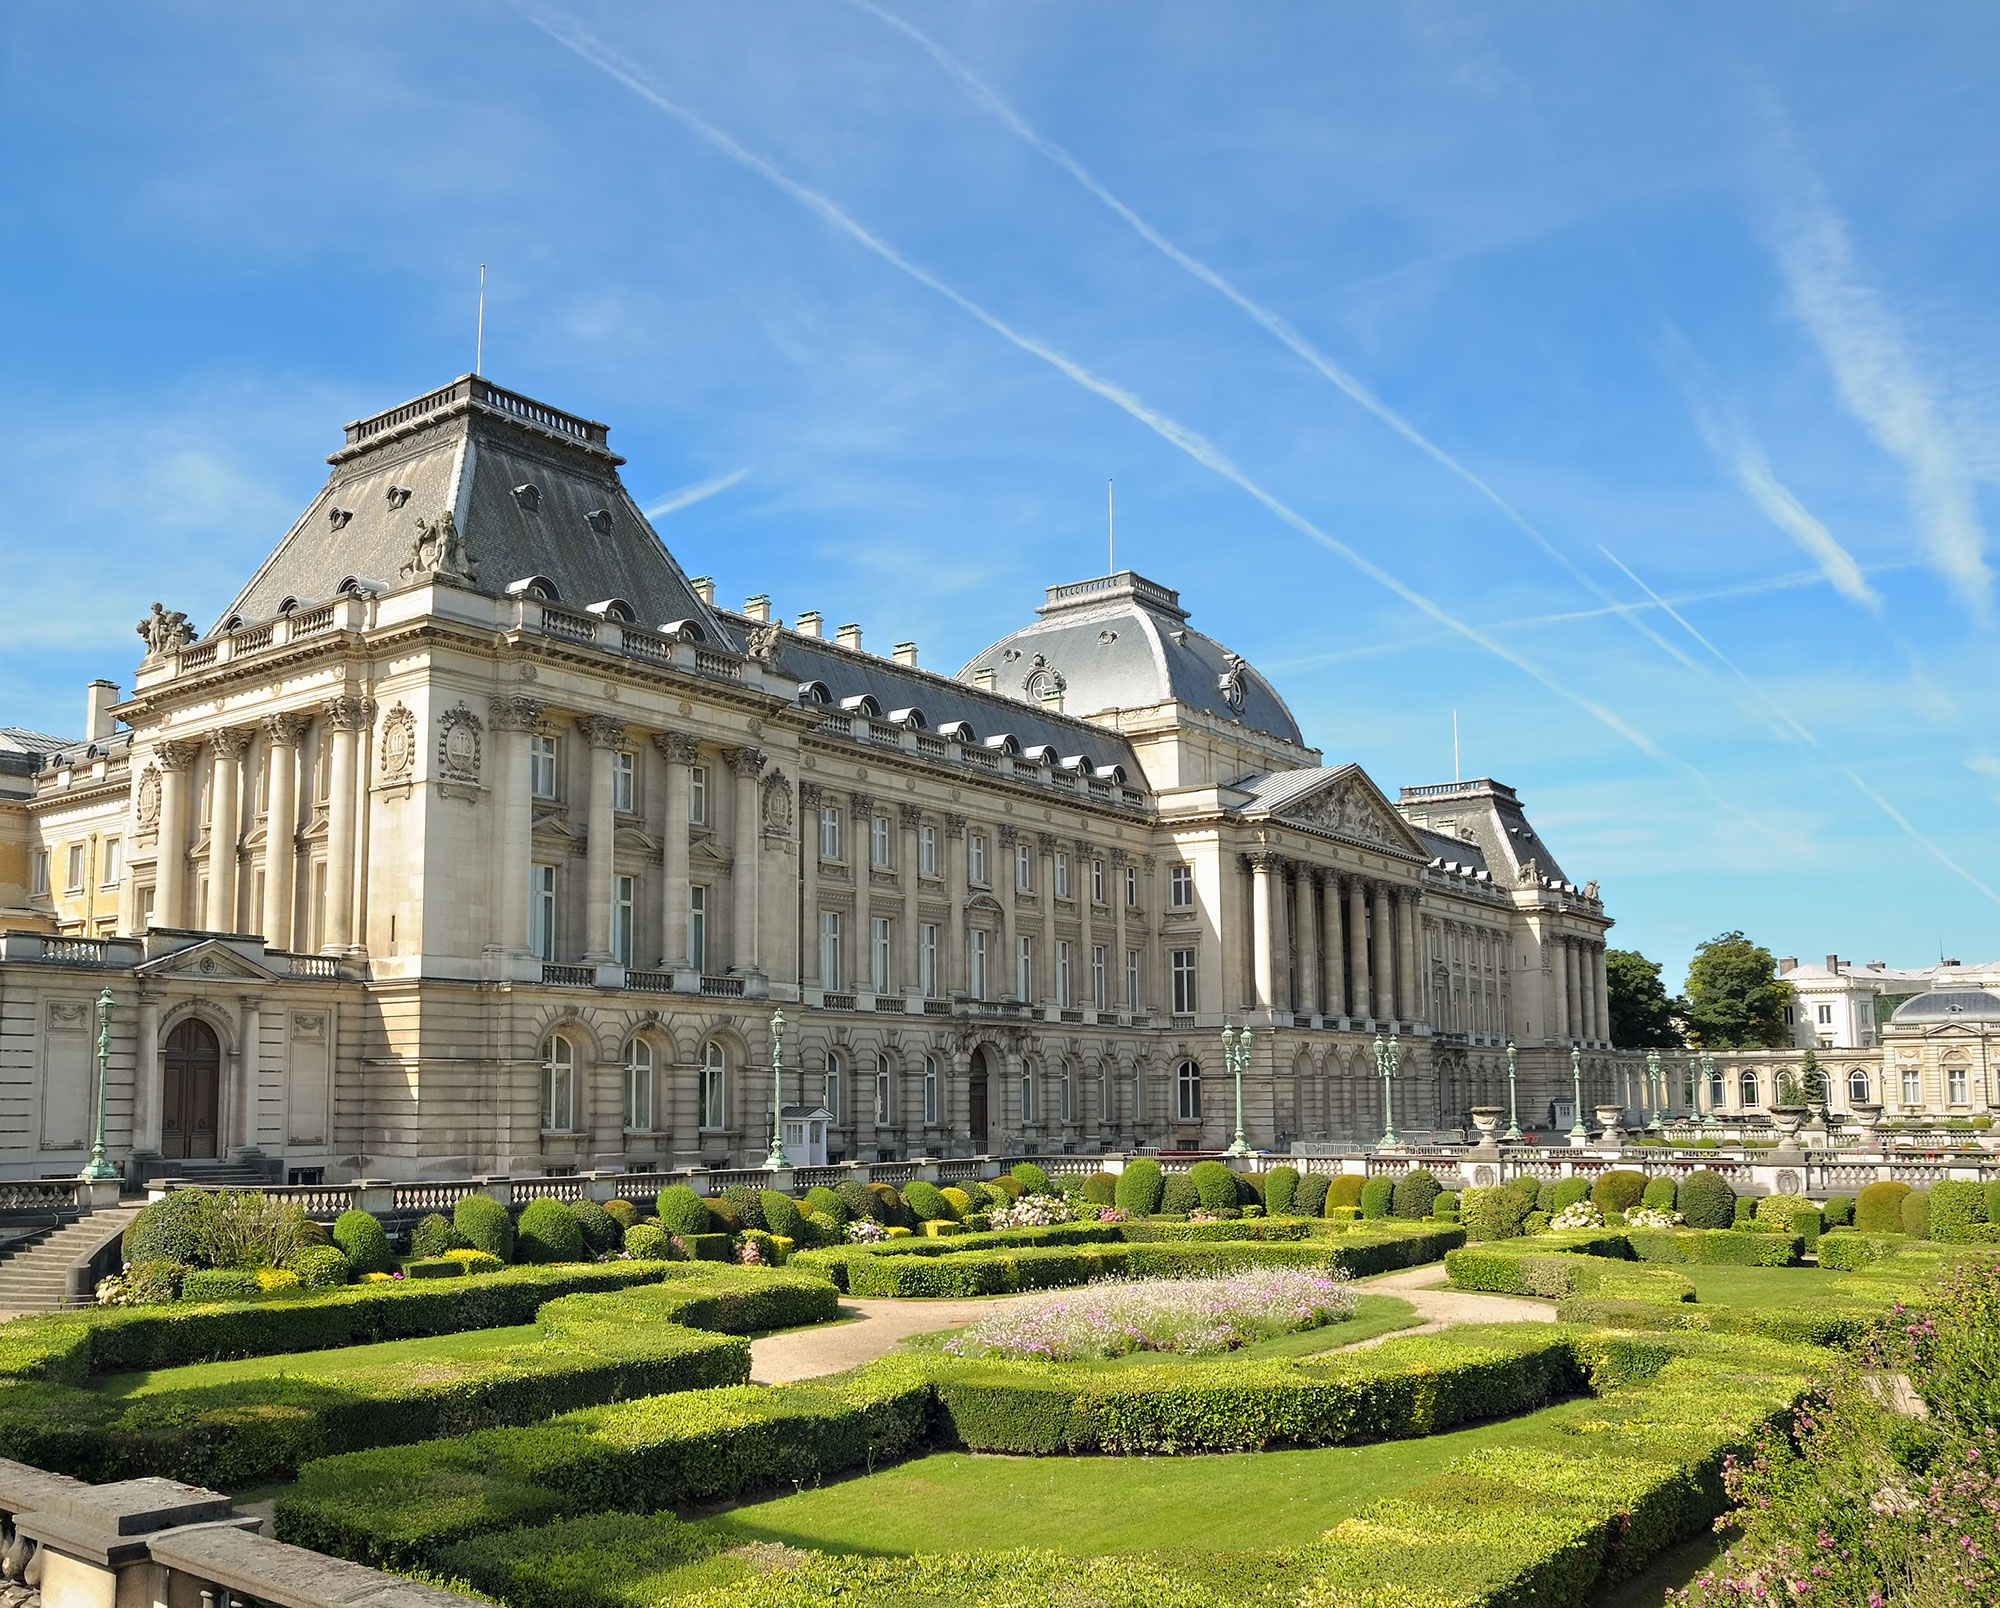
[136,937,287,982]
[690,837,733,867]
[1255,765,1428,858]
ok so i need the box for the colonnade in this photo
[1245,853,1423,1027]
[1548,933,1611,1046]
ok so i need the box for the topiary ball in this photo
[332,1210,393,1276]
[1822,1194,1854,1228]
[1327,1175,1365,1212]
[1390,1168,1441,1220]
[1590,1170,1647,1214]
[837,1180,879,1222]
[805,1185,850,1223]
[454,1194,515,1263]
[1678,1169,1737,1230]
[1113,1158,1164,1215]
[624,1223,671,1260]
[1359,1177,1395,1220]
[1854,1179,1910,1234]
[1161,1173,1200,1215]
[760,1191,806,1241]
[516,1197,586,1264]
[288,1244,349,1291]
[721,1184,767,1232]
[568,1199,621,1256]
[1265,1165,1299,1215]
[655,1186,712,1236]
[1010,1162,1053,1195]
[409,1213,468,1259]
[1188,1160,1238,1213]
[604,1199,640,1230]
[1550,1178,1590,1214]
[902,1180,951,1222]
[869,1182,911,1227]
[804,1209,842,1245]
[1294,1174,1331,1216]
[705,1196,745,1234]
[940,1186,974,1218]
[1081,1171,1118,1206]
[125,1190,219,1269]
[1640,1177,1678,1212]
[1900,1188,1931,1240]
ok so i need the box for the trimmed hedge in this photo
[332,1211,393,1276]
[1677,1169,1736,1230]
[1460,1185,1532,1242]
[567,1201,620,1257]
[516,1198,585,1265]
[1080,1171,1117,1206]
[1112,1158,1163,1215]
[1854,1179,1910,1234]
[1359,1177,1394,1220]
[1010,1162,1053,1196]
[1187,1160,1238,1214]
[1390,1168,1441,1220]
[1589,1169,1647,1214]
[1640,1177,1678,1212]
[1900,1187,1931,1240]
[1294,1174,1331,1216]
[1265,1165,1299,1215]
[1327,1174,1364,1212]
[1448,1227,1802,1296]
[1160,1174,1200,1215]
[455,1195,515,1263]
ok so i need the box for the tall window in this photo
[969,833,987,884]
[871,917,892,993]
[529,864,557,960]
[1020,1064,1035,1123]
[1092,945,1107,1011]
[1848,1068,1871,1106]
[1815,1003,1833,1026]
[612,751,635,813]
[1054,852,1069,899]
[530,734,558,799]
[1738,1070,1760,1109]
[1059,1057,1074,1123]
[969,929,988,1000]
[823,1053,842,1122]
[819,806,841,862]
[1902,1064,1922,1106]
[1055,940,1072,1008]
[30,850,48,897]
[1708,1066,1725,1109]
[541,1034,574,1131]
[919,823,938,876]
[1091,858,1104,904]
[1169,864,1193,907]
[101,837,120,886]
[922,1054,939,1126]
[1015,843,1033,890]
[688,885,707,970]
[1125,865,1138,907]
[700,1042,726,1129]
[1176,1058,1202,1121]
[1947,1063,1969,1104]
[1016,935,1033,1000]
[66,843,86,892]
[871,814,891,868]
[688,763,708,825]
[919,923,939,998]
[818,912,842,988]
[611,874,635,965]
[874,1053,892,1125]
[1126,949,1141,1008]
[1171,948,1198,1014]
[624,1038,653,1131]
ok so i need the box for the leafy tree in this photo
[1682,931,1791,1049]
[1605,948,1682,1047]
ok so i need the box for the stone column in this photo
[1295,869,1319,1020]
[849,791,875,991]
[1595,944,1612,1044]
[261,713,308,947]
[321,695,371,954]
[488,697,544,965]
[944,813,967,994]
[153,740,198,928]
[1109,847,1130,1009]
[1550,932,1570,1045]
[1322,871,1344,1022]
[578,717,625,963]
[205,727,249,932]
[1371,882,1393,1023]
[1566,939,1584,1040]
[132,989,161,1156]
[901,805,924,996]
[998,825,1020,999]
[234,993,262,1157]
[1249,853,1278,1014]
[799,783,824,989]
[1397,888,1419,1026]
[726,746,766,979]
[1036,832,1059,1006]
[1143,855,1162,1015]
[653,731,697,970]
[1075,838,1097,1011]
[1347,876,1369,1025]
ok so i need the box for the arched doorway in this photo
[968,1048,990,1148]
[161,1019,221,1160]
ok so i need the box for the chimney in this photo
[1039,683,1065,714]
[84,680,118,743]
[743,594,770,623]
[795,610,823,638]
[892,641,918,667]
[974,667,997,693]
[690,576,715,605]
[1825,954,1840,974]
[1778,957,1797,975]
[835,623,862,652]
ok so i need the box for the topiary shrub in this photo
[1523,1210,1552,1235]
[567,1200,621,1256]
[869,1183,911,1227]
[1640,1177,1678,1212]
[1928,1180,1987,1242]
[1391,1168,1441,1220]
[989,1177,1024,1201]
[1359,1177,1394,1220]
[902,1181,951,1222]
[804,1209,842,1245]
[180,1267,265,1303]
[1549,1178,1590,1215]
[1754,1194,1822,1248]
[1985,1180,2000,1229]
[940,1186,973,1218]
[332,1210,393,1276]
[1677,1169,1736,1230]
[805,1185,849,1223]
[603,1199,639,1230]
[624,1223,671,1260]
[516,1197,586,1264]
[1821,1193,1853,1228]
[1161,1174,1200,1215]
[409,1213,469,1259]
[1431,1190,1460,1221]
[1732,1195,1757,1226]
[721,1185,767,1232]
[1080,1172,1117,1206]
[1901,1187,1931,1240]
[1114,1158,1164,1215]
[1188,1160,1238,1214]
[1010,1162,1053,1195]
[124,1191,219,1269]
[454,1194,515,1263]
[1854,1179,1910,1235]
[760,1192,806,1242]
[1590,1170,1647,1214]
[1509,1174,1543,1207]
[655,1186,713,1236]
[1236,1171,1266,1206]
[1459,1185,1532,1241]
[705,1197,744,1234]
[837,1180,880,1222]
[287,1244,349,1290]
[1328,1175,1365,1212]
[1265,1166,1299,1215]
[1294,1174,1331,1216]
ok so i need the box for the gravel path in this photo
[1341,1265,1556,1345]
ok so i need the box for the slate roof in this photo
[1224,765,1356,815]
[1890,990,2000,1025]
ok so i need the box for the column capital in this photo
[208,725,253,761]
[650,729,699,765]
[998,823,1020,848]
[1107,845,1129,865]
[849,790,875,817]
[1073,837,1096,860]
[1244,850,1284,873]
[489,695,546,733]
[724,745,766,779]
[154,739,201,772]
[1035,831,1060,856]
[577,715,627,749]
[263,711,311,747]
[799,780,824,810]
[943,811,967,840]
[898,802,924,830]
[322,694,372,731]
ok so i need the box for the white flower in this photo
[1549,1199,1605,1231]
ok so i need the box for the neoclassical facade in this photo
[0,375,1621,1182]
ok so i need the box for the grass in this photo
[1673,1265,1844,1308]
[95,1323,545,1399]
[1084,1293,1420,1366]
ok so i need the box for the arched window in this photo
[823,1052,843,1124]
[699,1041,725,1130]
[1708,1066,1725,1110]
[541,1034,574,1132]
[624,1038,653,1132]
[1848,1068,1871,1106]
[922,1054,939,1127]
[1020,1062,1035,1124]
[1058,1057,1074,1124]
[1901,1063,1922,1107]
[1177,1058,1202,1121]
[1738,1070,1760,1109]
[873,1052,892,1126]
[1947,1060,1970,1106]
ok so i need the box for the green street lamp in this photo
[1698,1052,1716,1130]
[1375,1032,1400,1147]
[1645,1049,1663,1134]
[763,1009,791,1170]
[1222,1024,1253,1158]
[1567,1045,1588,1144]
[1502,1038,1522,1142]
[80,988,119,1182]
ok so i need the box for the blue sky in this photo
[3,2,1997,988]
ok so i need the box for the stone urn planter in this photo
[1594,1104,1626,1145]
[1770,1105,1808,1162]
[1467,1105,1504,1158]
[1850,1102,1882,1147]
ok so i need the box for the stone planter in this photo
[1467,1105,1504,1158]
[1594,1104,1625,1144]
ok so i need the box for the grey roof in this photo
[212,376,724,639]
[1415,827,1490,872]
[0,728,73,759]
[1226,765,1352,813]
[1889,989,2000,1025]
[956,572,1305,747]
[1397,778,1569,888]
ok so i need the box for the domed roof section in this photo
[1889,989,2000,1024]
[956,572,1303,745]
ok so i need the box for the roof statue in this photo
[398,508,476,585]
[135,603,194,659]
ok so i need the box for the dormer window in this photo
[839,694,882,718]
[984,733,1021,756]
[659,619,706,642]
[512,484,541,512]
[586,598,636,623]
[507,576,560,603]
[887,707,926,729]
[938,721,975,743]
[278,596,300,615]
[584,508,613,535]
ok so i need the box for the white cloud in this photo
[1700,417,1879,611]
[641,467,751,519]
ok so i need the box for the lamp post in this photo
[1698,1052,1715,1130]
[79,988,118,1182]
[1567,1045,1587,1144]
[1375,1032,1399,1147]
[1502,1038,1522,1141]
[763,1009,790,1170]
[1222,1024,1253,1158]
[1645,1049,1663,1134]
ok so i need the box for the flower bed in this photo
[942,1268,1357,1362]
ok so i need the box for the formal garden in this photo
[0,1156,1993,1605]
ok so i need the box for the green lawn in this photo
[95,1323,546,1399]
[1675,1265,1844,1308]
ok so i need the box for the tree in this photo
[1681,931,1791,1049]
[1605,948,1682,1047]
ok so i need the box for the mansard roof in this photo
[1890,989,2000,1025]
[1397,777,1571,888]
[212,376,724,641]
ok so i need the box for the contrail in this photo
[643,466,750,520]
[844,0,1706,676]
[1843,768,2000,910]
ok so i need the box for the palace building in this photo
[0,375,1621,1183]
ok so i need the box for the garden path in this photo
[1342,1266,1556,1344]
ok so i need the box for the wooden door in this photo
[968,1057,989,1147]
[160,1019,220,1160]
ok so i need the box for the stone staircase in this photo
[151,1162,273,1188]
[0,1206,142,1313]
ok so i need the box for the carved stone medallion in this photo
[379,703,417,780]
[437,702,483,783]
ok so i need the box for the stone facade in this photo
[0,375,1622,1182]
